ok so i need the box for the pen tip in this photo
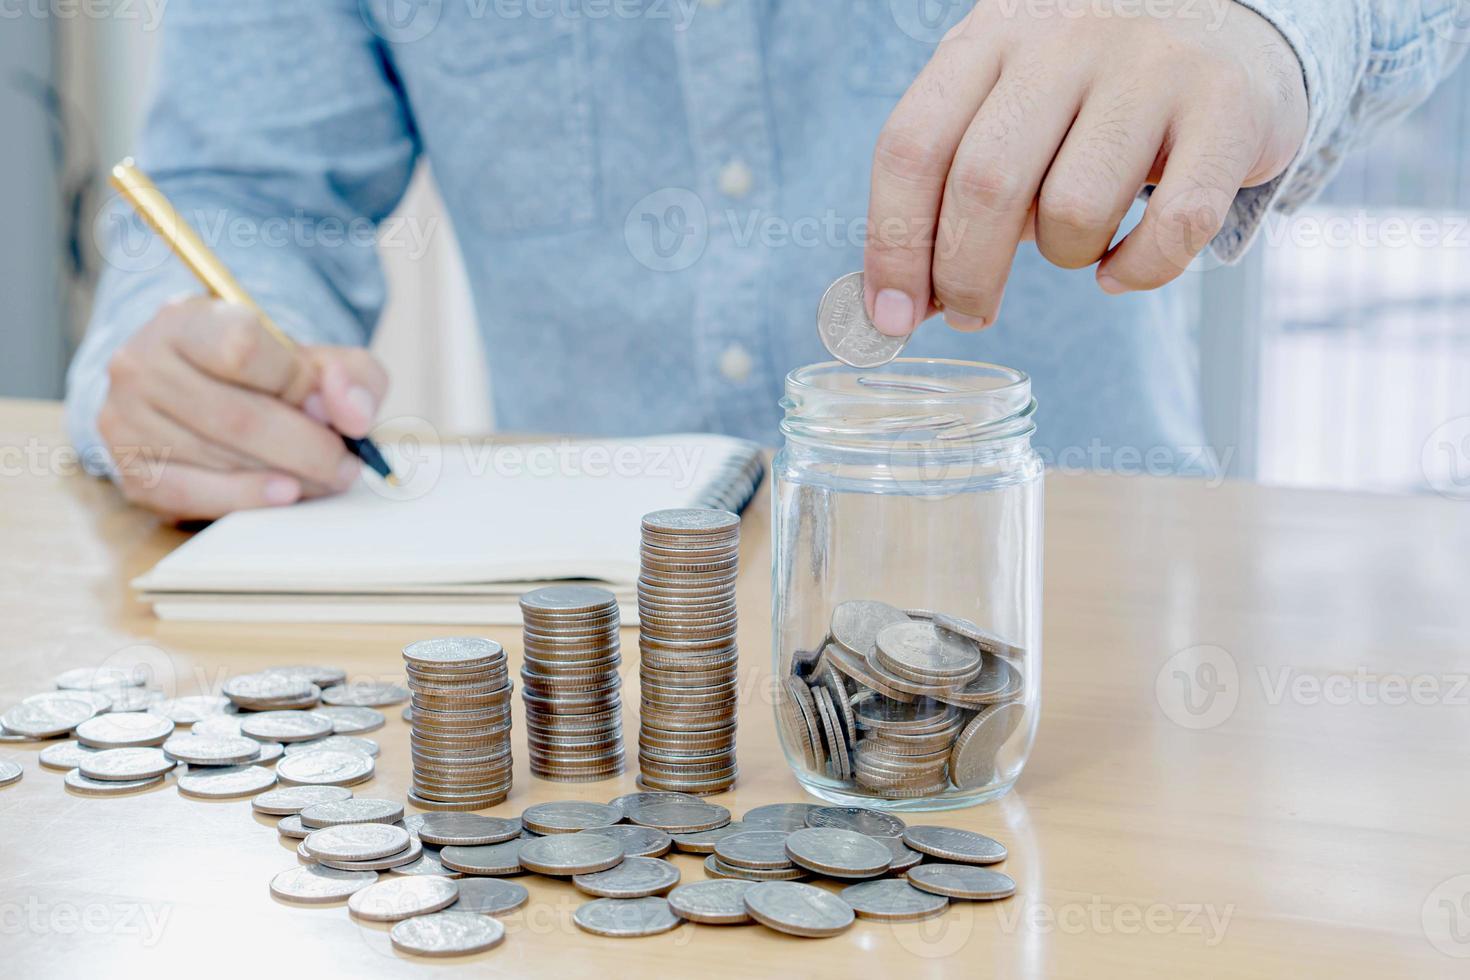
[385,473,400,487]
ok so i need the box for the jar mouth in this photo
[782,358,1036,447]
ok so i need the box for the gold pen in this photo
[107,158,396,484]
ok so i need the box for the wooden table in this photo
[2,398,1467,977]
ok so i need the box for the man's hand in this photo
[97,297,388,521]
[864,0,1308,335]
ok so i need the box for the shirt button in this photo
[718,160,754,199]
[718,344,754,384]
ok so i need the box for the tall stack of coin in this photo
[519,586,625,781]
[637,508,741,795]
[402,638,513,810]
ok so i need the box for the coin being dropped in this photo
[176,764,277,799]
[300,797,404,829]
[418,813,521,847]
[275,749,373,787]
[573,897,682,938]
[313,705,385,734]
[902,826,1007,865]
[439,840,525,877]
[741,803,821,831]
[666,879,755,925]
[0,760,22,788]
[742,880,855,938]
[573,857,680,898]
[75,713,173,749]
[816,271,909,369]
[269,864,378,904]
[64,768,160,795]
[585,824,672,858]
[840,879,949,921]
[521,801,622,835]
[38,741,98,772]
[348,875,460,922]
[305,823,411,862]
[253,784,353,815]
[450,878,529,915]
[806,806,906,838]
[79,747,176,781]
[390,910,505,957]
[906,864,1016,901]
[518,832,624,876]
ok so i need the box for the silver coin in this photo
[806,806,906,837]
[0,759,22,788]
[783,828,892,878]
[449,877,529,915]
[621,800,730,834]
[222,672,315,704]
[439,839,526,876]
[79,747,176,781]
[55,666,146,690]
[161,733,261,766]
[300,797,404,829]
[74,712,173,749]
[840,878,949,921]
[105,688,165,713]
[829,600,910,659]
[741,803,821,832]
[321,682,411,707]
[277,814,310,839]
[63,767,161,795]
[319,836,424,872]
[269,864,378,904]
[817,272,908,368]
[305,823,411,862]
[403,637,505,666]
[907,864,1016,900]
[742,880,855,937]
[949,701,1026,789]
[573,856,680,898]
[933,614,1025,658]
[191,715,244,738]
[518,831,625,876]
[1,698,96,738]
[902,826,1007,864]
[25,690,112,714]
[389,848,465,878]
[239,710,334,743]
[666,879,755,924]
[715,831,795,871]
[703,854,808,882]
[418,813,521,847]
[584,824,672,858]
[573,896,682,938]
[38,741,98,771]
[874,621,982,679]
[521,800,622,835]
[390,909,505,957]
[254,784,352,816]
[176,764,276,799]
[669,821,745,854]
[641,509,740,535]
[314,705,385,734]
[252,740,284,765]
[275,749,374,787]
[147,695,233,725]
[348,875,460,922]
[265,664,348,688]
[874,835,924,874]
[0,724,32,743]
[284,735,379,758]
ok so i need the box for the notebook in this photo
[134,434,766,624]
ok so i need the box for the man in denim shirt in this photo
[67,0,1466,519]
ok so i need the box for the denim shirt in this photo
[66,0,1467,475]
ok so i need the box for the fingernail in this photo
[347,386,377,425]
[303,393,329,424]
[1098,274,1127,295]
[263,477,300,506]
[872,289,916,337]
[944,312,988,330]
[335,457,360,491]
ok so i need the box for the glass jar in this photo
[771,358,1043,811]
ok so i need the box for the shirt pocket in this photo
[428,8,598,236]
[845,0,963,95]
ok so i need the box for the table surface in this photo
[1,398,1467,977]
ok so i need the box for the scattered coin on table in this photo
[161,733,261,766]
[518,832,625,876]
[240,710,334,743]
[55,666,146,690]
[276,814,310,839]
[666,879,755,924]
[901,825,1008,864]
[0,759,22,788]
[283,735,378,758]
[63,768,161,795]
[79,747,175,781]
[715,831,796,871]
[783,827,892,879]
[322,682,410,708]
[670,821,745,854]
[37,740,98,771]
[703,853,806,882]
[439,839,525,877]
[312,705,385,734]
[873,835,924,874]
[622,799,730,834]
[269,864,378,904]
[839,879,949,921]
[573,857,681,898]
[25,689,112,714]
[449,878,529,915]
[743,880,855,938]
[805,806,907,838]
[389,909,505,957]
[74,712,173,749]
[741,803,821,831]
[266,665,348,688]
[2,698,96,739]
[521,801,622,835]
[573,897,682,938]
[906,864,1017,901]
[299,797,403,829]
[347,875,459,922]
[589,824,673,858]
[147,695,234,725]
[390,848,464,878]
[417,813,521,847]
[274,749,373,787]
[318,835,422,872]
[176,764,276,799]
[304,823,411,863]
[106,688,165,712]
[191,715,245,738]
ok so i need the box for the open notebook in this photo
[134,434,765,624]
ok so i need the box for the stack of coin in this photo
[519,586,625,782]
[780,600,1026,800]
[636,508,741,795]
[402,638,513,810]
